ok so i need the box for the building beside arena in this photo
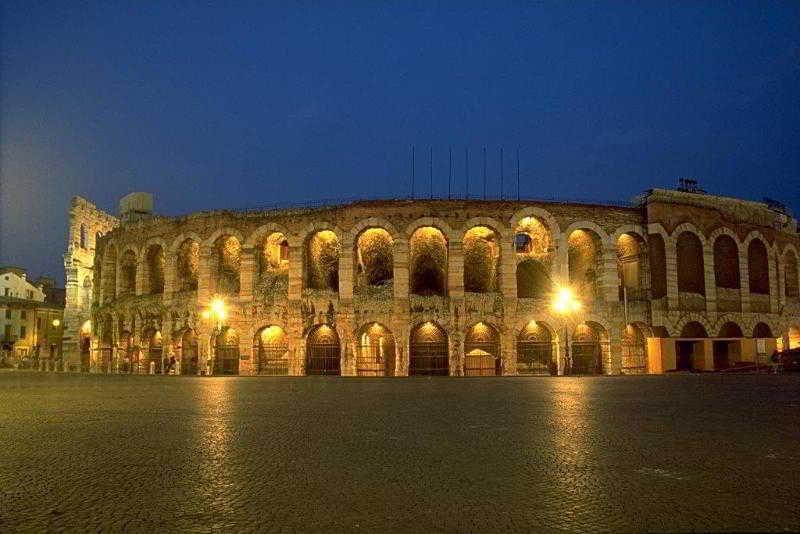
[60,187,800,375]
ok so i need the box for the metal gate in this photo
[148,346,163,374]
[256,345,289,376]
[410,341,449,376]
[181,342,198,375]
[98,348,112,373]
[215,345,240,375]
[517,341,555,375]
[80,338,91,373]
[569,342,605,375]
[356,343,387,376]
[306,343,340,375]
[464,341,500,376]
[621,342,647,374]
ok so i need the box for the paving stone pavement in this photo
[1,373,799,533]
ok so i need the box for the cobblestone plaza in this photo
[1,373,798,532]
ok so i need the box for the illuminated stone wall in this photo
[71,191,800,376]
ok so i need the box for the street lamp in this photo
[553,287,581,375]
[202,298,226,375]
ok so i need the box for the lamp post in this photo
[202,298,226,375]
[553,287,581,375]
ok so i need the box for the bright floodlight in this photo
[52,319,60,327]
[212,299,224,315]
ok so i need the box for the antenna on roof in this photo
[448,147,452,200]
[516,147,520,201]
[411,145,415,199]
[465,147,469,199]
[500,147,504,200]
[429,146,433,199]
[483,147,487,200]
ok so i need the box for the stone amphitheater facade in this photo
[61,188,800,376]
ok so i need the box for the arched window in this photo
[79,224,87,249]
[676,232,705,295]
[748,239,770,295]
[304,231,339,292]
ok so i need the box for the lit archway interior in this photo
[571,321,608,375]
[464,321,500,376]
[517,320,555,375]
[621,323,647,374]
[355,228,393,289]
[568,229,602,300]
[180,329,198,375]
[145,244,165,294]
[214,326,240,375]
[356,322,395,376]
[177,239,199,291]
[254,325,289,375]
[463,227,500,293]
[409,321,449,375]
[410,227,447,296]
[215,235,241,295]
[616,233,645,297]
[306,324,341,375]
[305,230,340,291]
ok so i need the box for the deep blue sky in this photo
[2,1,799,283]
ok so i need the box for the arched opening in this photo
[515,216,553,299]
[568,229,602,301]
[102,245,117,302]
[214,327,239,375]
[676,321,708,371]
[713,235,741,311]
[648,234,667,300]
[409,321,449,376]
[748,239,770,295]
[621,323,648,375]
[253,325,289,376]
[715,321,743,370]
[177,239,199,291]
[305,230,339,292]
[81,276,92,307]
[516,259,552,298]
[676,232,706,309]
[616,233,648,301]
[569,322,608,375]
[785,251,799,299]
[119,250,137,296]
[93,257,102,304]
[214,235,241,295]
[410,227,447,296]
[718,322,743,338]
[145,244,165,295]
[143,328,163,374]
[306,324,340,375]
[355,322,396,376]
[464,227,500,293]
[256,233,289,300]
[753,322,773,339]
[354,228,393,293]
[79,320,91,372]
[179,329,198,375]
[119,330,132,373]
[516,321,556,375]
[80,224,87,249]
[464,321,501,376]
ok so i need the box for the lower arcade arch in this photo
[676,321,708,371]
[118,330,133,373]
[409,321,449,376]
[97,316,114,374]
[621,323,648,375]
[355,322,396,376]
[253,325,289,376]
[143,328,163,374]
[214,327,240,375]
[516,321,556,375]
[306,324,341,375]
[179,329,199,375]
[569,322,609,375]
[79,321,91,373]
[464,322,501,376]
[752,322,773,339]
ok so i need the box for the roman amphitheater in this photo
[60,188,800,376]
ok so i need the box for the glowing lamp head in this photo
[52,319,60,327]
[558,287,572,303]
[211,299,224,315]
[554,301,566,313]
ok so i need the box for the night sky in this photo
[2,1,799,283]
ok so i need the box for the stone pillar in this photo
[608,325,621,375]
[392,302,410,376]
[448,239,464,298]
[393,239,409,299]
[665,238,679,310]
[777,255,786,308]
[135,259,145,296]
[739,253,751,312]
[197,244,213,304]
[287,300,304,375]
[339,243,354,302]
[703,245,716,313]
[500,240,516,299]
[163,254,176,299]
[501,329,516,375]
[555,235,569,287]
[449,330,463,376]
[288,244,303,301]
[600,245,619,303]
[768,251,778,313]
[239,247,256,302]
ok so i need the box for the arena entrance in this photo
[254,325,289,376]
[306,325,341,375]
[180,329,198,375]
[214,327,240,375]
[464,322,501,376]
[516,321,556,375]
[119,331,132,373]
[410,322,449,376]
[569,322,608,375]
[144,329,163,374]
[356,323,395,376]
[676,322,709,371]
